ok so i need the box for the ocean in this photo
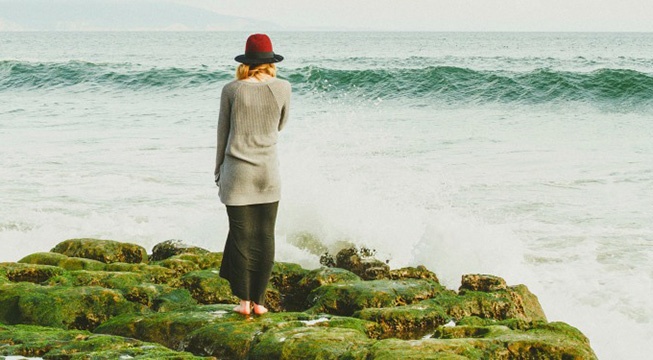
[1,32,652,359]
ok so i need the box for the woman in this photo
[215,34,291,315]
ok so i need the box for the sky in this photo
[175,0,653,32]
[0,0,652,31]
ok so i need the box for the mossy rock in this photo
[183,315,267,359]
[177,270,238,304]
[307,279,442,316]
[0,323,210,359]
[0,262,65,284]
[459,274,507,292]
[430,321,598,359]
[335,247,390,280]
[0,282,143,330]
[150,239,211,261]
[51,238,148,264]
[165,252,224,270]
[355,301,450,339]
[390,265,440,283]
[104,262,178,284]
[45,270,148,289]
[275,267,360,312]
[456,316,534,331]
[248,326,372,360]
[95,304,238,350]
[153,257,201,277]
[426,288,545,323]
[18,252,106,271]
[41,269,196,310]
[270,262,310,294]
[508,284,547,322]
[369,338,488,360]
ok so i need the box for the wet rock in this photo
[269,261,310,310]
[95,304,236,350]
[45,269,149,289]
[369,338,485,359]
[0,323,210,359]
[19,252,106,271]
[51,238,148,264]
[183,313,267,359]
[335,247,390,280]
[104,262,177,284]
[424,286,547,323]
[355,301,450,339]
[154,257,201,276]
[459,274,507,292]
[290,267,362,310]
[0,240,595,359]
[270,262,310,294]
[307,279,441,316]
[0,282,142,330]
[172,252,224,270]
[390,265,439,283]
[248,326,372,360]
[0,262,65,284]
[150,239,211,261]
[430,320,597,359]
[508,284,548,322]
[177,270,238,304]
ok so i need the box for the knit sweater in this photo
[214,77,291,206]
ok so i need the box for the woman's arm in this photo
[278,82,291,131]
[214,85,232,184]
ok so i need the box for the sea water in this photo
[1,32,652,359]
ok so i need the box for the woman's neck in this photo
[242,74,273,83]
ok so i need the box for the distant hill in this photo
[0,0,280,31]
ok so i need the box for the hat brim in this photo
[234,54,284,65]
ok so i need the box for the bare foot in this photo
[233,300,251,315]
[253,303,268,315]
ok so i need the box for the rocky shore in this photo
[0,238,597,359]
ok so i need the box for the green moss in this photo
[18,252,106,271]
[355,301,449,339]
[270,262,310,296]
[389,265,440,283]
[46,270,147,288]
[307,279,442,316]
[150,239,211,261]
[249,326,372,360]
[369,338,488,360]
[0,323,209,359]
[184,318,265,359]
[177,270,238,304]
[0,262,65,284]
[95,305,238,350]
[0,282,143,330]
[105,262,178,284]
[425,289,533,322]
[429,321,598,359]
[508,284,548,322]
[51,238,148,264]
[153,257,200,276]
[170,252,223,270]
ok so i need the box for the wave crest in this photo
[2,60,652,105]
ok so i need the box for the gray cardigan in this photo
[214,78,291,205]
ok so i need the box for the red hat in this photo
[235,34,284,64]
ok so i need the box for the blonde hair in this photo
[236,63,277,80]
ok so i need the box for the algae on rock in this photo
[0,238,598,360]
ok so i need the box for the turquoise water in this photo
[1,32,652,359]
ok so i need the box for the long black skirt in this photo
[219,201,278,305]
